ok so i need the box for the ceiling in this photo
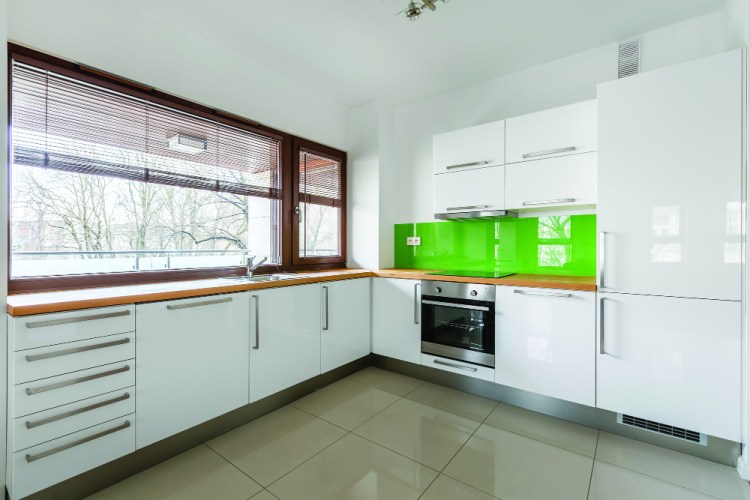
[128,0,725,108]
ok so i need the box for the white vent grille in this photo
[618,414,706,445]
[618,38,641,78]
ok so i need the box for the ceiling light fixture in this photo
[398,0,448,21]
[167,134,208,154]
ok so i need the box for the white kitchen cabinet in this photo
[320,278,371,373]
[434,166,505,217]
[136,293,250,448]
[433,120,505,174]
[372,279,421,364]
[494,287,595,406]
[505,153,596,211]
[597,292,741,441]
[249,284,321,402]
[597,50,743,301]
[505,100,596,164]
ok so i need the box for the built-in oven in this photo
[420,280,495,368]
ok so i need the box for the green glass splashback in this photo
[394,215,596,276]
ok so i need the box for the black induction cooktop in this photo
[427,270,516,279]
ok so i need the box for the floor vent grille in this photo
[618,414,706,445]
[618,38,641,78]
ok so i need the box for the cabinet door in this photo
[598,50,742,301]
[372,279,421,364]
[505,100,596,164]
[434,166,505,216]
[321,279,371,373]
[505,152,596,210]
[136,292,250,448]
[433,120,505,174]
[249,284,321,402]
[597,292,740,441]
[495,286,595,406]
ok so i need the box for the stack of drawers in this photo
[7,305,137,499]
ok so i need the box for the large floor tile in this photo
[421,474,498,500]
[206,405,346,487]
[596,432,750,500]
[268,434,438,500]
[484,402,598,457]
[588,461,716,500]
[251,491,279,500]
[405,382,497,422]
[86,445,262,500]
[443,423,593,500]
[346,367,423,396]
[353,398,480,470]
[292,379,399,430]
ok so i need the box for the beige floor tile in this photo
[353,398,480,470]
[443,423,593,500]
[268,434,438,500]
[206,405,346,487]
[588,461,716,500]
[250,490,279,500]
[596,432,750,500]
[421,474,498,500]
[346,366,423,396]
[405,382,497,422]
[484,402,599,457]
[292,379,400,430]
[86,444,262,500]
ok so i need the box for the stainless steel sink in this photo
[223,274,304,283]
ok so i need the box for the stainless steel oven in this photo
[420,280,495,368]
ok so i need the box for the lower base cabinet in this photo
[372,278,421,364]
[321,278,371,373]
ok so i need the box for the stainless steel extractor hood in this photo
[435,207,518,220]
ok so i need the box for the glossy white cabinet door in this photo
[434,166,505,216]
[598,50,743,301]
[495,286,595,406]
[433,120,505,174]
[597,292,741,441]
[505,100,596,164]
[136,292,250,448]
[249,284,321,402]
[505,152,596,210]
[372,279,421,364]
[321,279,371,373]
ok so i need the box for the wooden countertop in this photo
[6,269,596,316]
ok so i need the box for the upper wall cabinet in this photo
[433,120,505,174]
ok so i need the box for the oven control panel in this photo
[420,280,495,302]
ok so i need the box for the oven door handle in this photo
[421,299,490,312]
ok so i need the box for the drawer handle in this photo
[26,392,130,429]
[433,359,478,372]
[513,289,573,299]
[25,420,131,463]
[446,161,490,170]
[521,198,576,206]
[25,310,131,329]
[446,205,489,211]
[25,337,131,363]
[166,297,232,310]
[522,146,576,159]
[25,365,131,396]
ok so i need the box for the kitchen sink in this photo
[223,274,305,283]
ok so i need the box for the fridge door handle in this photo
[598,232,606,289]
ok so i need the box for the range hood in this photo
[435,208,518,220]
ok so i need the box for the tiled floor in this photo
[87,367,750,500]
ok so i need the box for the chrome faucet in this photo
[246,255,268,277]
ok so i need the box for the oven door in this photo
[421,297,495,368]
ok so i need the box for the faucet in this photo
[246,255,268,277]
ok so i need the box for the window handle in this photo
[294,206,302,223]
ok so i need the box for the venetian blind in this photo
[299,150,342,207]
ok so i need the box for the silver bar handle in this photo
[522,146,577,159]
[599,297,606,355]
[25,420,131,463]
[252,295,260,350]
[25,337,130,362]
[26,392,130,429]
[25,365,131,396]
[521,198,576,206]
[167,296,232,310]
[598,232,606,289]
[414,283,421,324]
[433,359,478,372]
[445,160,490,170]
[514,289,573,299]
[446,205,489,212]
[322,286,329,331]
[26,309,130,329]
[422,299,489,312]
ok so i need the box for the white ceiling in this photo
[128,0,725,108]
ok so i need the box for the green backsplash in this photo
[394,215,596,276]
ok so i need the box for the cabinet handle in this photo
[322,286,329,331]
[25,309,130,329]
[25,365,130,396]
[166,296,232,310]
[599,297,606,355]
[25,337,130,363]
[252,295,260,350]
[446,205,489,211]
[521,198,575,206]
[25,420,131,463]
[445,161,489,170]
[422,300,489,312]
[598,232,606,289]
[414,283,421,325]
[26,392,130,429]
[433,359,478,372]
[513,289,572,299]
[522,146,576,159]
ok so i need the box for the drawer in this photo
[10,304,135,351]
[14,360,135,418]
[10,415,134,500]
[14,332,135,385]
[13,387,134,452]
[421,354,495,382]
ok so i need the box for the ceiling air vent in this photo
[618,414,706,445]
[618,38,641,79]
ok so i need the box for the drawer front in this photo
[11,305,135,351]
[14,361,135,417]
[421,354,495,382]
[14,333,135,385]
[10,415,134,500]
[13,387,134,452]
